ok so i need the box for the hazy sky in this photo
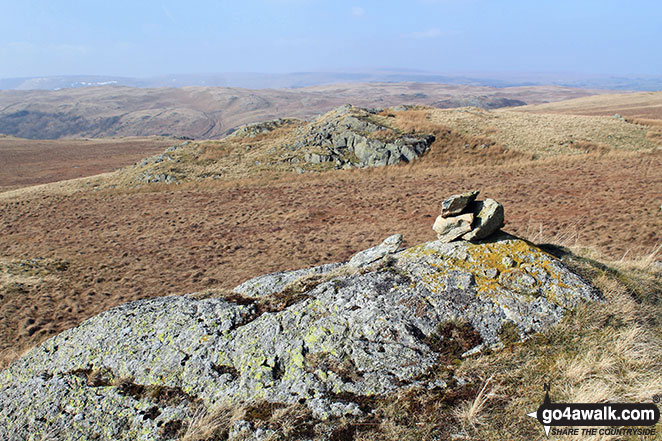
[1,0,661,78]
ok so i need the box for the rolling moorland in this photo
[0,89,660,440]
[0,83,612,139]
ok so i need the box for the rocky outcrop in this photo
[230,118,298,138]
[0,231,600,440]
[294,105,434,169]
[433,191,505,242]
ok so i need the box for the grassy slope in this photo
[0,136,175,192]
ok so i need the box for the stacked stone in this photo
[433,190,505,243]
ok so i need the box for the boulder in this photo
[432,213,474,242]
[440,190,479,217]
[462,198,505,241]
[0,233,600,440]
[304,153,332,163]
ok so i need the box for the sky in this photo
[1,0,661,78]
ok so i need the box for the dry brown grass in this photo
[176,401,316,441]
[180,403,243,441]
[453,375,499,433]
[515,91,662,120]
[0,136,175,192]
[41,104,653,194]
[429,107,657,157]
[625,117,662,130]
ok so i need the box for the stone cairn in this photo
[433,190,505,242]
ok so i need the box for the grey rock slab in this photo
[440,190,480,217]
[292,106,434,170]
[233,262,342,298]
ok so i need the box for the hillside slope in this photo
[102,104,659,188]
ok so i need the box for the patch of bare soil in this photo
[1,151,660,368]
[0,136,177,191]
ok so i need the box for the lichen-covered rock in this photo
[233,262,342,298]
[433,213,474,242]
[440,190,479,217]
[230,118,299,138]
[0,233,601,440]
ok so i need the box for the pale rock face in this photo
[433,213,474,242]
[462,198,505,241]
[0,233,601,441]
[440,190,480,217]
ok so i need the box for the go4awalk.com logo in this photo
[527,384,660,437]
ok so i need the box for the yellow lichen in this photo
[399,239,572,303]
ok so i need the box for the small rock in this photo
[348,234,402,268]
[230,420,253,439]
[433,213,474,243]
[462,198,505,241]
[483,267,499,279]
[441,190,479,217]
[304,153,332,163]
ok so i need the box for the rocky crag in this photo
[291,105,435,169]
[0,194,601,440]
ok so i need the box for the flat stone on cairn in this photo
[433,190,505,242]
[440,190,479,217]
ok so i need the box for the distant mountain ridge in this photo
[0,82,612,140]
[2,71,662,91]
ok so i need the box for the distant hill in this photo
[2,71,662,91]
[0,83,611,139]
[514,91,662,119]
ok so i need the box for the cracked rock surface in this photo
[0,233,601,440]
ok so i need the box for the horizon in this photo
[3,69,662,92]
[1,0,661,80]
[5,69,662,81]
